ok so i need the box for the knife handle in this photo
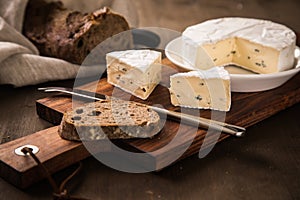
[150,106,245,137]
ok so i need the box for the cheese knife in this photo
[38,87,246,137]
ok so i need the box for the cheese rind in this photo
[169,67,231,111]
[182,17,296,74]
[106,50,162,100]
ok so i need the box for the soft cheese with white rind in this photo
[169,67,231,111]
[182,17,296,74]
[106,50,162,100]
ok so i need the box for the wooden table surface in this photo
[1,0,300,199]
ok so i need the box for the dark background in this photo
[1,0,300,199]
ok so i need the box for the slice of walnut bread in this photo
[58,99,161,141]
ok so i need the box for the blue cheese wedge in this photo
[182,17,296,74]
[169,67,231,111]
[106,50,162,100]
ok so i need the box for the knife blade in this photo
[38,87,246,137]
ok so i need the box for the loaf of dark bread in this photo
[23,0,131,64]
[58,99,161,141]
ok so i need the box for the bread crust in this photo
[58,99,161,141]
[23,0,131,64]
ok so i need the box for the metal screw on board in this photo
[14,145,39,156]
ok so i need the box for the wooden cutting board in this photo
[1,58,300,188]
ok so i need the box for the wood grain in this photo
[1,58,300,188]
[0,127,111,188]
[36,58,300,168]
[0,0,299,197]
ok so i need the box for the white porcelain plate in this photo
[165,36,300,92]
